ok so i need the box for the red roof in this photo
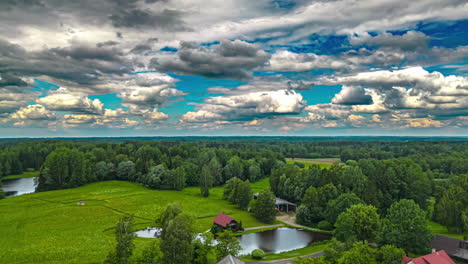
[401,250,455,264]
[214,212,235,227]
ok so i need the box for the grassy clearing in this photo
[2,171,39,180]
[286,158,342,169]
[0,180,269,264]
[428,221,464,240]
[240,241,330,262]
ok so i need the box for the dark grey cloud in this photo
[96,41,119,48]
[151,40,271,80]
[350,31,429,51]
[332,86,373,105]
[130,44,152,53]
[109,8,188,31]
[0,39,132,87]
[0,73,28,88]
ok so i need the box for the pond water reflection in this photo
[238,227,330,255]
[2,177,37,197]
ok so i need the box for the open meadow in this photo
[0,179,270,264]
[286,158,342,169]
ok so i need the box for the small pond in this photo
[2,177,37,197]
[134,227,162,238]
[238,227,331,255]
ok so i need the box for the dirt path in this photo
[243,224,284,231]
[276,214,303,228]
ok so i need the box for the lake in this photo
[238,227,331,255]
[2,177,37,197]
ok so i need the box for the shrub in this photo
[251,249,265,259]
[317,220,333,231]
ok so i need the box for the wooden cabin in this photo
[213,212,240,231]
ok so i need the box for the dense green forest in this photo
[1,138,467,263]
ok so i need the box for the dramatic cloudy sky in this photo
[1,0,467,137]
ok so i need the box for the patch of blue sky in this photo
[271,0,296,9]
[33,78,59,94]
[271,34,351,55]
[160,46,178,52]
[200,41,220,47]
[89,93,123,110]
[163,73,247,117]
[384,19,468,48]
[424,59,468,76]
[300,84,341,105]
[254,69,337,79]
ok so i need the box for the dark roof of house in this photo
[214,212,235,227]
[253,193,297,206]
[432,235,468,260]
[216,254,244,264]
[401,250,455,264]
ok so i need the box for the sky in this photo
[0,0,467,137]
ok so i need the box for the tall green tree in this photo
[193,233,217,264]
[134,242,162,264]
[0,180,4,199]
[37,147,86,191]
[200,165,213,197]
[236,180,252,210]
[160,214,194,264]
[223,156,244,181]
[223,177,242,203]
[334,204,381,243]
[214,230,241,259]
[435,184,468,233]
[173,167,186,191]
[104,215,135,264]
[325,193,363,225]
[250,190,276,224]
[337,242,377,264]
[379,199,433,254]
[159,203,183,231]
[377,245,404,264]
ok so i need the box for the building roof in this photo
[214,212,235,227]
[401,250,455,264]
[216,254,244,264]
[253,193,297,206]
[275,197,296,206]
[431,235,468,260]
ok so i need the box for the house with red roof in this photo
[213,212,241,232]
[401,250,455,264]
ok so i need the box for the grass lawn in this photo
[240,241,330,262]
[2,171,39,180]
[0,179,270,264]
[428,221,464,240]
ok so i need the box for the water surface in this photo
[2,177,37,197]
[238,227,330,255]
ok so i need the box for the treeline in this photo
[34,142,283,192]
[1,139,467,178]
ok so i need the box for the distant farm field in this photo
[0,179,270,264]
[286,158,342,168]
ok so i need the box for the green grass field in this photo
[0,179,270,264]
[428,221,464,240]
[2,171,39,180]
